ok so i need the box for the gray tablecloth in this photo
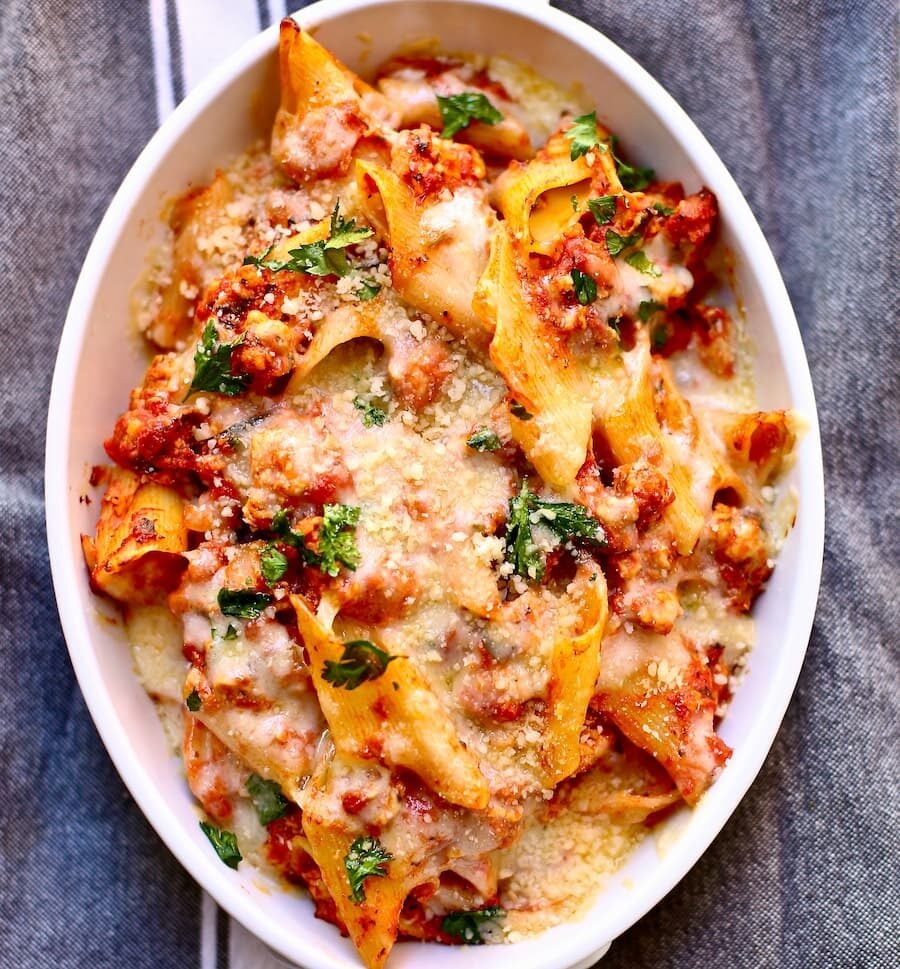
[1,1,896,967]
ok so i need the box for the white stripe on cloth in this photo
[147,1,305,964]
[148,0,175,122]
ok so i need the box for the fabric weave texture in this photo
[0,1,896,967]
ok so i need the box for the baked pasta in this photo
[84,20,799,969]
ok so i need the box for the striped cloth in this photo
[0,1,896,968]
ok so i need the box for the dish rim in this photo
[45,1,825,967]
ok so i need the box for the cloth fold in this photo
[0,1,895,967]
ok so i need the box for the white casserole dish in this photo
[45,1,825,967]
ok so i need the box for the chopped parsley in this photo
[565,111,606,160]
[322,640,397,690]
[653,201,675,216]
[217,588,273,619]
[652,325,670,350]
[269,506,360,576]
[638,299,664,322]
[570,194,579,212]
[199,822,242,870]
[509,400,533,421]
[185,690,201,712]
[245,774,290,825]
[344,836,392,903]
[356,279,381,301]
[505,481,607,581]
[187,321,250,398]
[441,906,505,944]
[243,201,372,278]
[587,195,617,225]
[611,136,655,191]
[437,92,503,139]
[624,250,661,277]
[270,509,317,565]
[259,544,288,585]
[353,395,387,427]
[605,229,641,257]
[223,624,238,641]
[317,504,361,577]
[571,268,598,305]
[467,428,502,452]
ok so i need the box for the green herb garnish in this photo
[571,268,597,305]
[652,202,675,216]
[185,690,201,712]
[467,428,502,452]
[587,195,617,225]
[243,201,373,278]
[441,906,505,944]
[638,299,664,322]
[624,250,661,277]
[187,321,250,398]
[344,836,393,902]
[605,229,641,257]
[246,774,290,825]
[437,92,503,139]
[217,588,273,619]
[509,401,533,421]
[322,640,397,690]
[505,481,607,581]
[353,395,387,427]
[199,822,242,870]
[317,504,361,577]
[652,326,670,350]
[260,544,288,584]
[223,624,238,641]
[565,111,606,160]
[611,136,655,191]
[357,279,381,301]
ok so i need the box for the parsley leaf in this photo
[624,250,662,277]
[188,321,250,398]
[318,504,361,577]
[610,136,655,191]
[467,428,502,452]
[509,401,533,421]
[260,544,288,584]
[344,836,392,902]
[653,202,675,216]
[587,195,617,225]
[200,822,242,870]
[269,507,360,576]
[441,906,505,944]
[638,299,664,322]
[322,640,397,690]
[437,92,503,139]
[565,111,606,160]
[532,501,605,543]
[270,509,317,564]
[570,194,579,212]
[223,624,238,640]
[505,481,607,580]
[353,395,387,427]
[185,690,201,712]
[246,774,290,825]
[217,588,273,619]
[505,481,545,581]
[356,279,381,301]
[652,325,670,350]
[605,229,641,257]
[571,268,598,305]
[326,201,374,249]
[243,201,372,278]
